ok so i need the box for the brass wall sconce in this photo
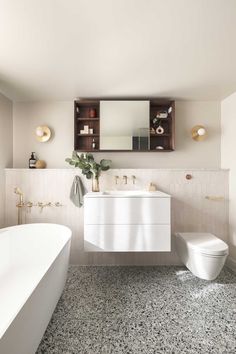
[35,125,51,142]
[191,125,207,141]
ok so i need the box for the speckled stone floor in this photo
[36,266,236,354]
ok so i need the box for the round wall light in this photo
[191,125,207,141]
[35,126,51,142]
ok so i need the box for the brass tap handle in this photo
[26,201,33,213]
[114,176,119,185]
[123,175,128,185]
[38,202,44,212]
[131,175,136,184]
[55,202,63,207]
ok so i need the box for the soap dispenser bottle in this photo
[147,182,157,191]
[29,152,37,169]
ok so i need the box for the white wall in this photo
[13,101,74,168]
[221,92,236,262]
[13,100,221,169]
[0,93,13,227]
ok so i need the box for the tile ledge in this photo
[5,168,230,172]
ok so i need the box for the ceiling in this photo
[0,0,236,101]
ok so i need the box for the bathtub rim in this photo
[0,223,72,339]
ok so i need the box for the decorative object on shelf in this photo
[89,108,96,118]
[155,110,168,119]
[89,128,94,134]
[155,146,164,150]
[156,125,165,135]
[29,152,37,169]
[152,118,164,135]
[84,125,89,134]
[153,117,159,125]
[150,127,155,135]
[92,138,96,150]
[191,125,207,141]
[35,160,46,169]
[65,152,112,192]
[35,126,51,142]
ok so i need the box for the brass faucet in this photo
[14,187,64,222]
[123,175,128,184]
[114,176,119,185]
[131,175,136,184]
[14,187,24,224]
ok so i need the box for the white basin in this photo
[85,190,170,198]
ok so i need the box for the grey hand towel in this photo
[70,176,86,207]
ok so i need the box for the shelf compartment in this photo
[74,100,100,151]
[149,100,175,151]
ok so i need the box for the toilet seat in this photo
[176,232,228,257]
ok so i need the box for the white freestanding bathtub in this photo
[0,223,71,354]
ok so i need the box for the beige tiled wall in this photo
[5,168,229,265]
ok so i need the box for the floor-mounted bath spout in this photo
[14,187,24,225]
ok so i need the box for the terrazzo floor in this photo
[37,266,236,354]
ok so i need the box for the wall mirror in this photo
[100,100,149,151]
[74,99,175,152]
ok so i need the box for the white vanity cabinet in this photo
[84,191,171,252]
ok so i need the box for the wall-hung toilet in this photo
[175,233,229,280]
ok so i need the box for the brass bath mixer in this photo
[14,187,63,225]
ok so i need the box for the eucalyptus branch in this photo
[65,152,112,179]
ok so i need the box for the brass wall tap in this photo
[123,175,128,184]
[114,176,119,185]
[131,175,136,184]
[14,187,64,222]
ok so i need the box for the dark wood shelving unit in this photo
[74,99,175,152]
[74,100,100,151]
[149,100,175,151]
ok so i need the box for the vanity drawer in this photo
[84,197,170,225]
[84,224,171,252]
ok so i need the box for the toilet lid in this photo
[176,232,229,256]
